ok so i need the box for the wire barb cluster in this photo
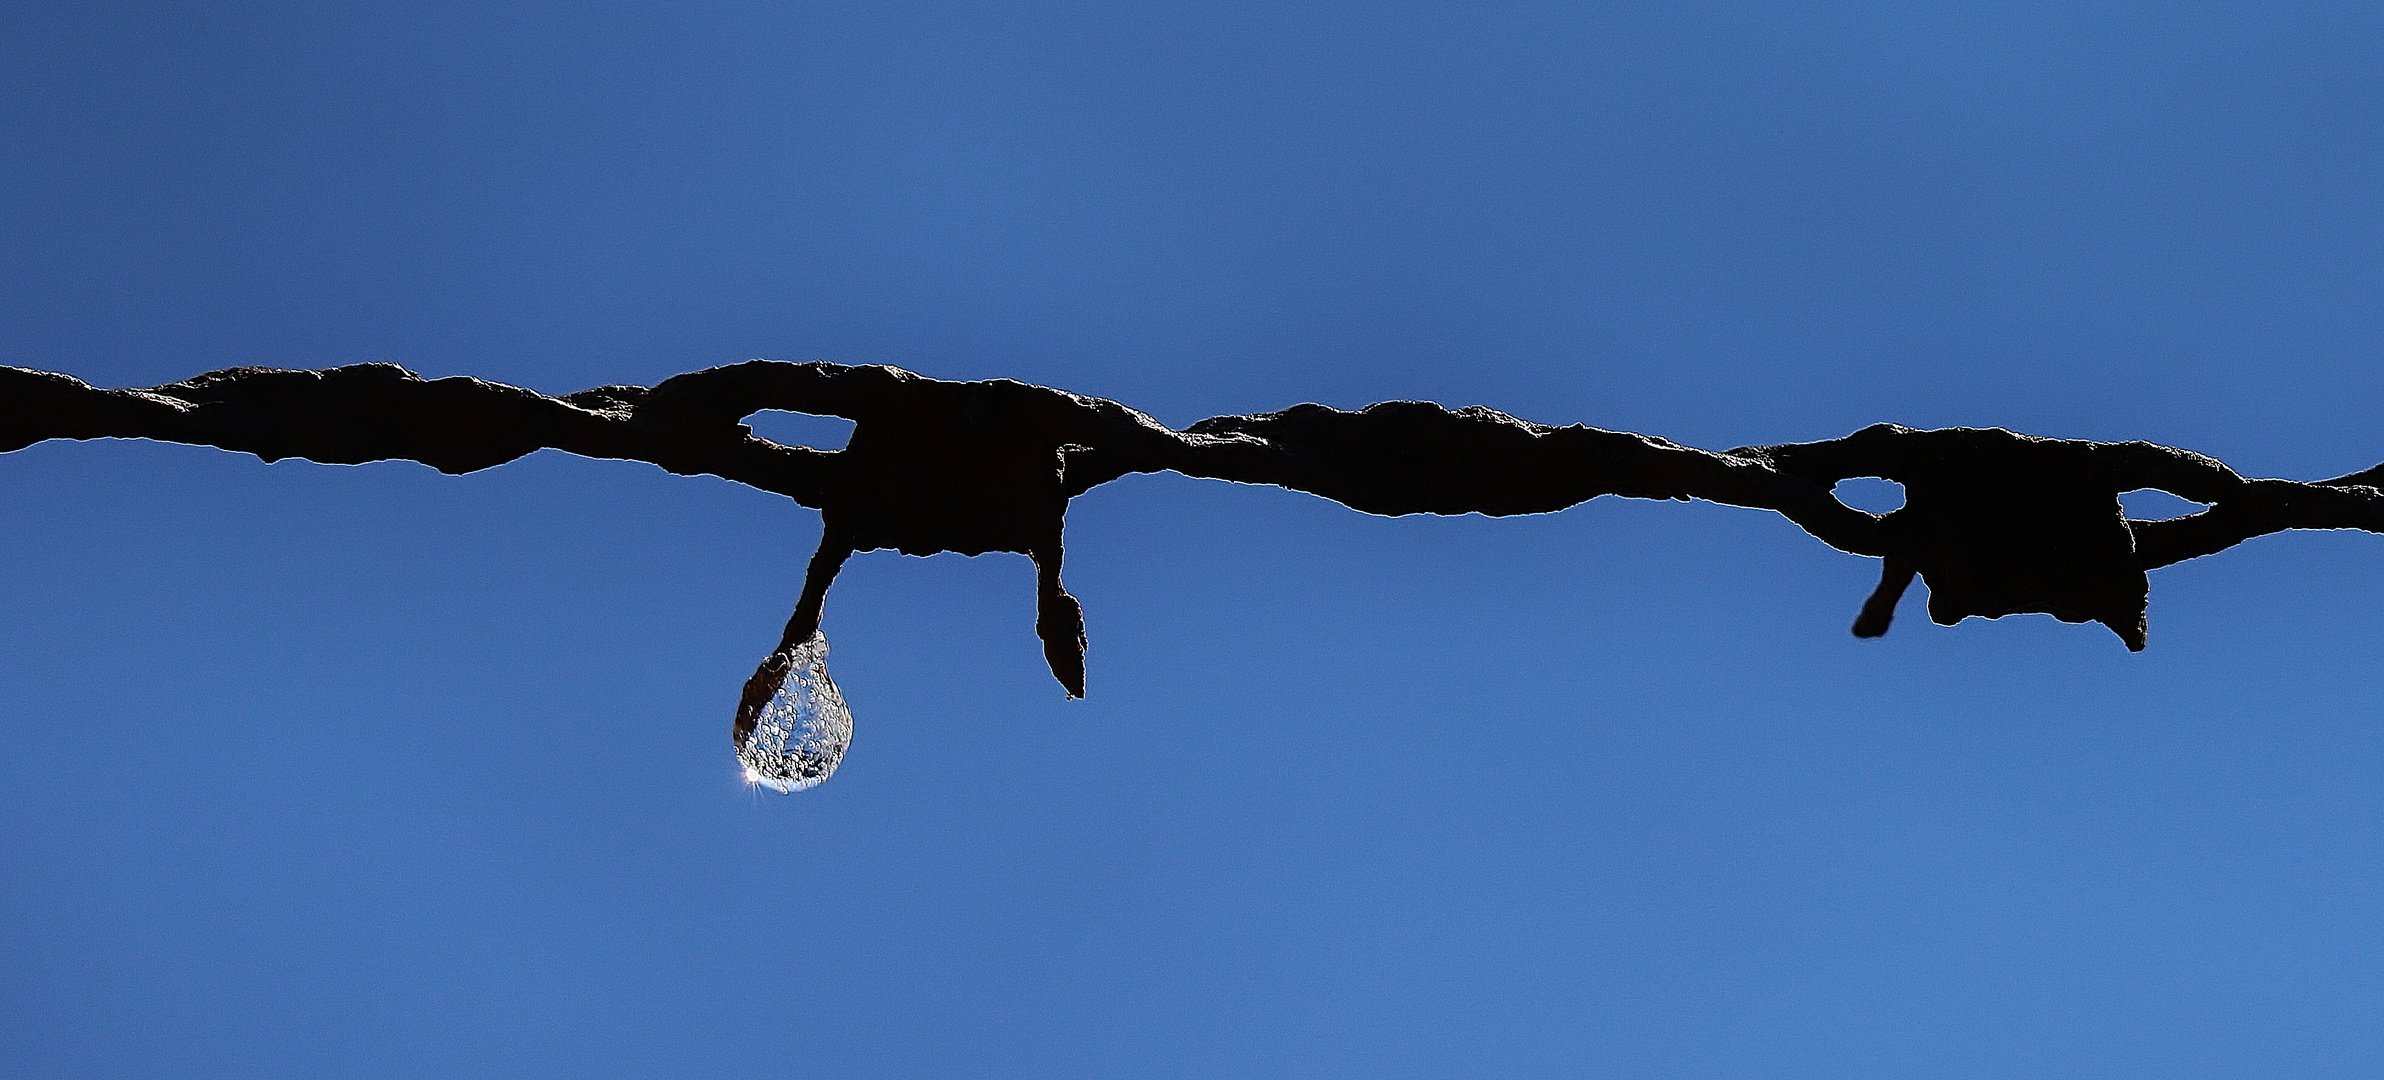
[7,361,2379,726]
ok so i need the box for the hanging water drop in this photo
[736,631,852,793]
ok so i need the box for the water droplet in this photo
[736,631,851,793]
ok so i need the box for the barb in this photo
[7,361,2380,709]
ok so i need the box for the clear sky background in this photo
[3,2,2381,1076]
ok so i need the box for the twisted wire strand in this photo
[8,360,2379,713]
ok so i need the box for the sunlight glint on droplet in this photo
[735,632,852,793]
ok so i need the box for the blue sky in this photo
[3,2,2381,1076]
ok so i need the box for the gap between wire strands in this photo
[746,411,855,451]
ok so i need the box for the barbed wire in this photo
[8,360,2378,747]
